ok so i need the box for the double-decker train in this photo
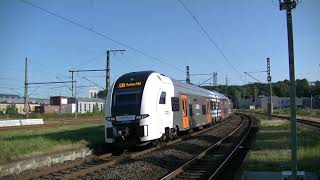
[105,71,233,146]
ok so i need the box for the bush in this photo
[5,104,19,115]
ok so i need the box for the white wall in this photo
[77,101,104,114]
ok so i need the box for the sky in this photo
[0,0,319,98]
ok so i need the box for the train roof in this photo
[215,91,229,100]
[171,79,230,101]
[114,71,230,101]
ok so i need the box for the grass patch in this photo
[0,124,105,164]
[272,108,320,118]
[243,119,320,176]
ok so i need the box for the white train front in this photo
[105,71,232,145]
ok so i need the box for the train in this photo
[105,71,233,146]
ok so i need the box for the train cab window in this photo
[202,105,206,115]
[159,92,166,104]
[112,88,143,116]
[171,97,180,111]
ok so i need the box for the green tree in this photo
[92,103,99,114]
[296,79,310,97]
[5,104,18,115]
[310,81,320,96]
[273,80,289,97]
[98,89,107,98]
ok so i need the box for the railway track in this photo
[0,119,103,131]
[14,116,236,180]
[248,111,320,129]
[160,114,253,180]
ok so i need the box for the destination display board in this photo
[118,81,142,88]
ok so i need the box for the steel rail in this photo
[208,114,253,179]
[160,115,249,180]
[60,118,233,180]
[17,117,235,180]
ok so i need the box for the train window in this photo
[171,97,180,111]
[159,92,166,104]
[181,99,185,116]
[210,102,214,110]
[202,105,206,115]
[116,93,139,105]
[189,104,193,116]
[185,101,188,115]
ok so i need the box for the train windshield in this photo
[112,88,143,116]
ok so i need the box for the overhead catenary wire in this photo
[198,76,213,86]
[82,76,104,89]
[20,0,185,74]
[177,0,247,84]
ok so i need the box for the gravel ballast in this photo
[83,116,242,180]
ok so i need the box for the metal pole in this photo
[71,71,74,97]
[310,95,313,110]
[212,72,214,87]
[215,72,218,86]
[106,51,110,96]
[225,75,228,95]
[75,80,77,119]
[287,4,298,179]
[186,66,190,84]
[280,0,298,179]
[267,57,273,119]
[287,6,298,177]
[24,58,29,118]
[213,72,218,86]
[105,49,125,96]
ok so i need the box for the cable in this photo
[177,0,246,83]
[20,0,185,74]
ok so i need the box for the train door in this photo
[181,95,189,129]
[205,99,212,124]
[217,100,221,122]
[220,100,225,120]
[188,104,193,127]
[157,90,170,134]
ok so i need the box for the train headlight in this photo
[105,117,115,121]
[135,114,149,120]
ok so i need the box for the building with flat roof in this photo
[0,94,20,99]
[69,97,104,114]
[239,95,319,110]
